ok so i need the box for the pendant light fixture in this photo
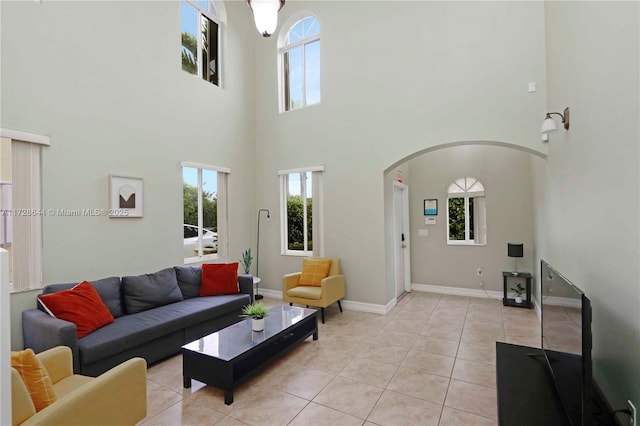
[247,0,285,37]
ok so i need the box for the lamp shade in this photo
[247,0,284,37]
[541,116,558,133]
[507,243,523,258]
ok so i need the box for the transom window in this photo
[447,177,487,245]
[180,0,221,86]
[279,16,321,112]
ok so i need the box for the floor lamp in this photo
[255,209,270,300]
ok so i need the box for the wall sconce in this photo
[541,107,570,133]
[247,0,285,37]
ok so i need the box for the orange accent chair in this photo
[282,257,345,323]
[12,346,147,426]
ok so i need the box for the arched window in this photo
[180,1,225,86]
[447,177,487,245]
[279,16,320,112]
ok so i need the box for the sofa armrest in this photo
[22,309,80,373]
[238,274,254,304]
[12,368,36,426]
[36,346,73,384]
[22,357,148,426]
[320,275,346,303]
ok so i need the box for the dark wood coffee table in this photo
[182,305,318,404]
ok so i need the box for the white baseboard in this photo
[256,288,282,300]
[411,283,503,301]
[256,288,391,315]
[534,298,542,320]
[260,283,532,316]
[341,299,392,315]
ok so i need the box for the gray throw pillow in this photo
[175,265,201,299]
[42,276,124,318]
[122,267,183,314]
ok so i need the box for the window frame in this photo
[0,128,50,293]
[180,0,223,87]
[181,161,229,264]
[278,166,324,257]
[278,15,321,112]
[447,177,486,246]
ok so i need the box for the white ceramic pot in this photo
[515,296,523,304]
[252,318,265,332]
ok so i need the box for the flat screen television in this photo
[541,260,593,426]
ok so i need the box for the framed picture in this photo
[424,199,438,216]
[109,175,143,218]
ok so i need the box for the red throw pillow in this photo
[38,281,114,339]
[201,263,239,296]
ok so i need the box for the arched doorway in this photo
[384,140,546,305]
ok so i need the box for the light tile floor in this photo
[139,291,541,426]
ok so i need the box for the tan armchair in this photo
[282,257,345,323]
[12,346,147,426]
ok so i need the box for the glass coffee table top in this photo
[182,305,316,361]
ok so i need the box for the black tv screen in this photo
[541,260,592,426]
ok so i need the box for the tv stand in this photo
[496,342,613,426]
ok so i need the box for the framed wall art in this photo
[109,175,143,218]
[424,199,438,216]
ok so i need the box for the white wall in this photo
[1,0,256,346]
[253,1,547,305]
[406,144,536,292]
[535,0,639,410]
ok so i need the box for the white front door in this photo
[393,182,411,297]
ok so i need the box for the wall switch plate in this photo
[542,133,549,142]
[418,229,429,237]
[528,82,536,92]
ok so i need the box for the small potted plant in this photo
[511,283,525,304]
[240,248,252,275]
[240,303,269,331]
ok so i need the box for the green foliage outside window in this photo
[183,183,217,231]
[448,198,465,240]
[181,32,197,74]
[449,197,475,241]
[287,196,312,251]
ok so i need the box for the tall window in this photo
[182,162,229,262]
[279,16,320,112]
[180,0,220,86]
[0,138,44,291]
[447,177,486,245]
[279,166,324,256]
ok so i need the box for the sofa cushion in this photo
[42,276,124,318]
[201,263,239,296]
[77,294,250,364]
[122,267,183,314]
[11,349,57,412]
[175,265,201,299]
[287,286,322,300]
[38,281,115,338]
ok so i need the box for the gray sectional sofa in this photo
[22,265,254,376]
